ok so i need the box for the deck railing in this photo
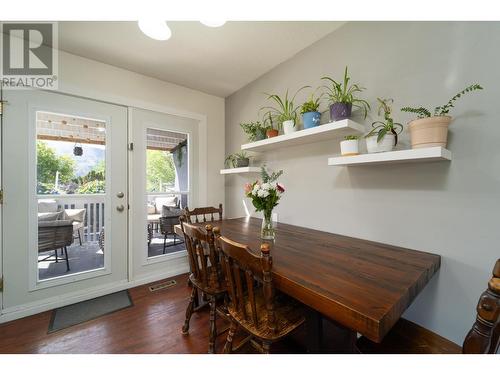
[38,193,188,242]
[38,194,105,242]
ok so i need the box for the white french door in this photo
[129,108,199,280]
[1,89,128,313]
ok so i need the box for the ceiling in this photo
[58,21,345,97]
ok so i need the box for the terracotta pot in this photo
[408,116,451,149]
[266,129,279,138]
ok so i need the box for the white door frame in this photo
[0,83,4,315]
[128,107,200,281]
[0,87,207,322]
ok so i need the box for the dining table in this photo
[175,216,441,352]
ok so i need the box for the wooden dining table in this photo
[175,217,441,351]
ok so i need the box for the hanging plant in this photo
[172,140,187,168]
[73,143,83,156]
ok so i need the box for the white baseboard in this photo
[0,262,189,324]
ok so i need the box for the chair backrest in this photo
[184,204,223,223]
[38,221,74,252]
[462,259,500,354]
[181,221,223,290]
[214,228,277,333]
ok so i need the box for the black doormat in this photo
[48,290,133,333]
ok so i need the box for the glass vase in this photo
[261,210,275,240]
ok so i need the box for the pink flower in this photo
[276,183,285,193]
[244,183,253,194]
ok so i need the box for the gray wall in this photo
[224,22,500,345]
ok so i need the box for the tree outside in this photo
[37,141,76,194]
[37,140,106,194]
[37,141,177,195]
[146,149,176,192]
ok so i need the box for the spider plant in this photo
[365,98,403,144]
[321,66,370,119]
[260,86,309,126]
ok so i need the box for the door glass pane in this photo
[146,128,188,258]
[36,111,106,280]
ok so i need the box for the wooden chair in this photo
[357,258,500,354]
[184,204,223,224]
[214,229,306,354]
[180,221,226,353]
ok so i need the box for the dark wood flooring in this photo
[0,274,351,354]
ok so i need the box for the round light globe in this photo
[200,20,226,27]
[138,20,172,41]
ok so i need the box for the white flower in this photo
[261,182,271,191]
[257,189,269,198]
[252,184,260,195]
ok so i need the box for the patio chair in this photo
[159,206,184,253]
[63,208,86,245]
[38,220,74,272]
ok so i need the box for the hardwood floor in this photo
[0,274,334,354]
[0,273,358,354]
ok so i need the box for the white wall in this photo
[225,22,500,345]
[58,50,225,207]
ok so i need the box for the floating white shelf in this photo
[241,119,365,152]
[220,166,261,175]
[327,147,452,166]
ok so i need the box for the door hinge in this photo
[0,189,3,204]
[0,278,3,292]
[0,100,5,115]
[128,142,134,151]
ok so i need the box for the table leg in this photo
[305,308,323,353]
[304,308,358,354]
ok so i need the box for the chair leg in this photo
[182,287,196,335]
[64,246,70,272]
[223,320,238,354]
[78,228,82,246]
[208,296,217,354]
[55,249,59,263]
[262,340,271,354]
[163,234,167,254]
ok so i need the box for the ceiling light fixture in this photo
[138,20,172,41]
[200,20,226,27]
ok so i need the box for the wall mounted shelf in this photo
[241,119,365,152]
[220,166,261,175]
[327,147,452,166]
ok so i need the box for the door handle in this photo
[116,204,125,212]
[116,192,124,198]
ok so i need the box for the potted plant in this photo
[401,84,483,149]
[225,151,250,168]
[322,66,370,122]
[365,98,403,153]
[300,93,322,129]
[261,86,308,135]
[264,112,279,138]
[240,121,269,142]
[244,166,285,240]
[340,135,360,156]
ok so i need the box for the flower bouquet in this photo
[244,166,285,240]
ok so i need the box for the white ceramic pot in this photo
[282,120,296,135]
[366,134,395,153]
[340,140,359,156]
